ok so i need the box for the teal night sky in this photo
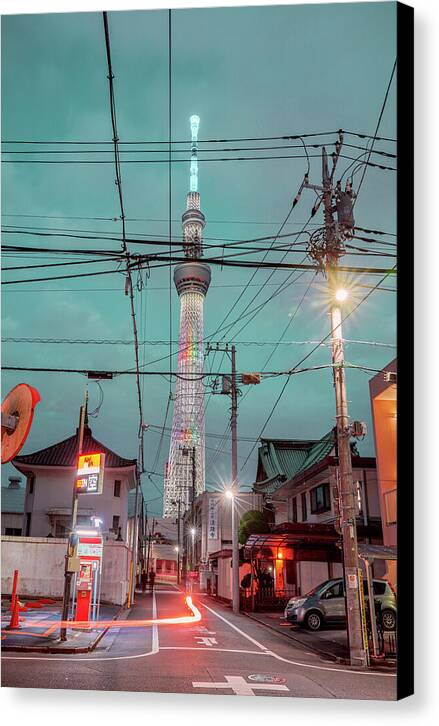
[1,3,397,516]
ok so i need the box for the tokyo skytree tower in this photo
[163,115,211,518]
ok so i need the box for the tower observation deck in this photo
[163,116,211,518]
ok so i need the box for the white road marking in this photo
[193,675,289,696]
[194,636,218,646]
[201,602,397,678]
[193,626,216,635]
[160,647,266,654]
[1,597,396,677]
[201,602,270,652]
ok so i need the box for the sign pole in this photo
[60,389,88,642]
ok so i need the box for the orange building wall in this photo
[370,362,397,586]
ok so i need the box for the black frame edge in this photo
[396,0,414,702]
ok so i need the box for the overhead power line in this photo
[1,153,396,170]
[1,128,396,145]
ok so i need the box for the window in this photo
[28,473,35,494]
[5,527,22,537]
[292,497,297,523]
[25,513,32,536]
[301,492,307,521]
[112,515,120,532]
[114,480,121,497]
[323,581,344,599]
[310,483,331,514]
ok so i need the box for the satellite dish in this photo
[1,384,41,464]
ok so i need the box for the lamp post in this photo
[190,526,196,570]
[225,488,239,613]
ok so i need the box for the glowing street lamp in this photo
[224,487,239,613]
[335,288,349,303]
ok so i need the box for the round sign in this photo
[1,384,40,463]
[248,674,287,685]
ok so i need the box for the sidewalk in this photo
[243,610,397,670]
[243,610,350,662]
[1,599,123,653]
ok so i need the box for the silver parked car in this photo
[284,577,397,631]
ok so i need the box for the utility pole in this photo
[206,343,240,612]
[207,342,240,613]
[60,389,88,641]
[191,446,196,570]
[230,344,240,614]
[145,518,155,576]
[176,500,181,585]
[128,468,141,608]
[304,135,367,668]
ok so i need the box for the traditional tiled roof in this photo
[1,485,25,514]
[254,429,336,494]
[13,426,137,470]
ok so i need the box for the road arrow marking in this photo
[194,636,217,646]
[192,675,289,696]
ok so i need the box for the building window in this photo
[114,480,121,498]
[310,483,331,514]
[28,473,35,494]
[301,493,307,521]
[5,528,22,537]
[112,515,120,532]
[25,513,32,536]
[292,497,297,523]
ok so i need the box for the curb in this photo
[242,611,396,673]
[1,605,127,655]
[242,611,342,663]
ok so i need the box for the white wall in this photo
[21,466,132,541]
[1,536,131,605]
[298,561,330,596]
[192,491,263,564]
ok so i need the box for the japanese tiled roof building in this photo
[254,428,367,495]
[13,425,137,471]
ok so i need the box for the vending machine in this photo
[73,532,103,623]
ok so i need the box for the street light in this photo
[190,527,196,571]
[335,287,348,303]
[224,487,239,614]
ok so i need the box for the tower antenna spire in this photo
[163,115,211,520]
[190,114,200,192]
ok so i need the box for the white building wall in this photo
[21,467,132,541]
[1,536,130,605]
[192,491,263,564]
[282,465,379,527]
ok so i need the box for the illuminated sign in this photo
[208,497,219,540]
[76,453,105,494]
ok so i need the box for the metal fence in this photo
[240,587,292,611]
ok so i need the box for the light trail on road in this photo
[1,595,201,633]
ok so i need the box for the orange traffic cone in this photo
[6,598,21,630]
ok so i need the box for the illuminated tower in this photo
[163,115,211,518]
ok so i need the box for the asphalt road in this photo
[1,585,396,700]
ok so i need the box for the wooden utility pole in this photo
[60,389,88,641]
[206,342,240,613]
[304,138,367,668]
[230,344,240,614]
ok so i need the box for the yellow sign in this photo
[76,452,105,494]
